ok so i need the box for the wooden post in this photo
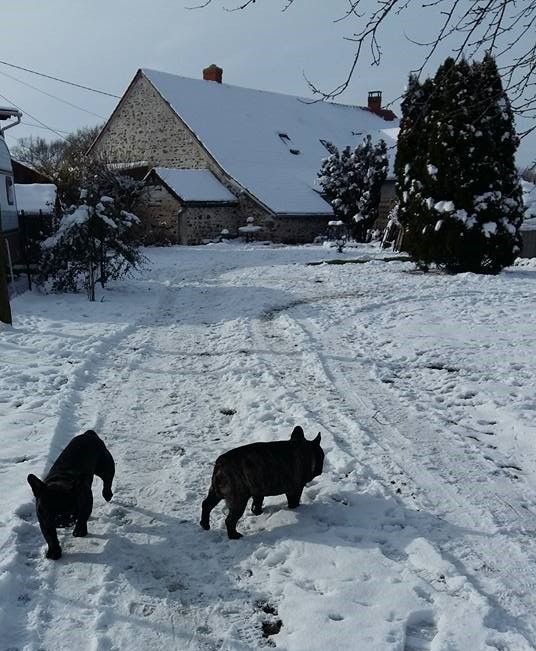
[19,210,32,291]
[0,225,13,325]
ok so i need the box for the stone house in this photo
[90,65,398,244]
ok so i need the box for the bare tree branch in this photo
[192,0,536,126]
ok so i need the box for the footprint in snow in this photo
[413,586,434,605]
[403,610,438,651]
[328,613,344,621]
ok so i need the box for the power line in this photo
[21,120,69,134]
[0,91,66,140]
[0,59,120,99]
[0,69,106,119]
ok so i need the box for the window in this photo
[5,176,14,205]
[278,132,300,155]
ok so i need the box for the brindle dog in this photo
[201,426,324,539]
[27,430,115,560]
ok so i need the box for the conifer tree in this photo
[352,135,388,241]
[318,137,388,242]
[397,54,523,273]
[395,74,434,266]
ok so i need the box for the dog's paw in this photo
[251,506,263,516]
[46,547,62,560]
[200,520,210,531]
[73,525,88,537]
[102,490,113,502]
[228,531,243,540]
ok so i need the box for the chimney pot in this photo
[203,64,223,83]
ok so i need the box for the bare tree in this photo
[12,125,103,204]
[193,1,536,136]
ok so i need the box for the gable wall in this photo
[93,73,275,237]
[134,184,182,244]
[92,74,215,169]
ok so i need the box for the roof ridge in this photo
[141,67,369,113]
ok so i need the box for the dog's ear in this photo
[27,474,46,497]
[291,426,305,441]
[313,433,321,445]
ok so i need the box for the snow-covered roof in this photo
[150,167,237,203]
[141,69,398,215]
[15,183,57,215]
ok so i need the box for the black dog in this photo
[27,430,115,560]
[201,426,324,539]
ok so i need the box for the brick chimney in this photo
[368,91,382,113]
[366,90,396,121]
[203,64,223,83]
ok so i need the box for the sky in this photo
[1,0,534,167]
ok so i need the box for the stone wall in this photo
[179,205,242,245]
[93,74,214,170]
[270,215,330,244]
[135,185,181,244]
[136,183,242,245]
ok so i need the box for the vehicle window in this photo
[6,176,14,205]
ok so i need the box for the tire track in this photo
[250,296,536,646]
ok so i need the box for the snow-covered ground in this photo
[1,242,536,650]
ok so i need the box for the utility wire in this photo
[21,120,69,134]
[0,69,106,119]
[0,91,67,140]
[0,59,120,98]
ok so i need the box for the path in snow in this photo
[1,245,536,650]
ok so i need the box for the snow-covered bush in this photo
[396,54,524,274]
[37,168,146,301]
[318,136,388,242]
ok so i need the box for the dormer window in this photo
[289,148,300,155]
[278,133,290,143]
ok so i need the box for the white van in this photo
[0,107,22,234]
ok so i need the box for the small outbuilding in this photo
[141,167,239,244]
